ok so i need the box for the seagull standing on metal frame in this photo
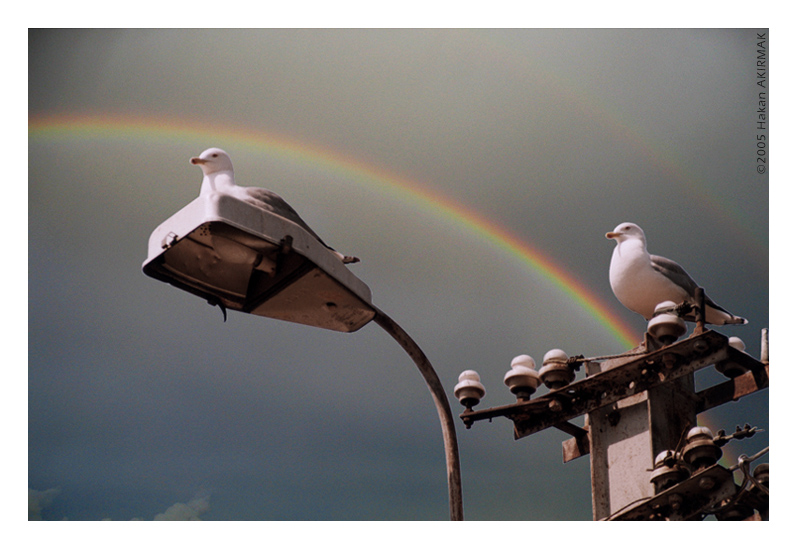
[606,222,746,325]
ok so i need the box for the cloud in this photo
[153,493,211,521]
[29,488,61,520]
[29,487,211,521]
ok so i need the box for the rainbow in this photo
[462,30,768,261]
[29,112,639,348]
[30,112,746,466]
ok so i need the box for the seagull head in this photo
[190,148,234,175]
[605,222,646,243]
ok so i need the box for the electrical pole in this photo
[455,291,769,520]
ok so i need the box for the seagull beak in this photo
[190,157,206,165]
[606,231,620,239]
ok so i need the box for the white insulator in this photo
[539,348,574,389]
[728,336,745,352]
[647,303,686,345]
[454,370,486,407]
[504,356,541,399]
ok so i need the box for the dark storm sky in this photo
[28,28,770,524]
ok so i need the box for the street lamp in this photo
[143,192,464,520]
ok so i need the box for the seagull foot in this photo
[674,301,693,318]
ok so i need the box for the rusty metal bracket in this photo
[605,464,737,520]
[460,330,742,440]
[697,360,769,414]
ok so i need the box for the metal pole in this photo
[694,287,706,333]
[372,307,464,521]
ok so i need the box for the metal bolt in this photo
[669,493,683,511]
[693,339,709,353]
[661,352,678,370]
[698,477,715,490]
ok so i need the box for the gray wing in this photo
[244,187,328,245]
[650,254,732,314]
[650,254,699,297]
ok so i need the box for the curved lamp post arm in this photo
[141,197,464,519]
[372,307,464,521]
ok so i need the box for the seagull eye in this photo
[211,153,218,158]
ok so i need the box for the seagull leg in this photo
[693,287,706,333]
[675,301,693,318]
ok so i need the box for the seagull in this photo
[606,222,746,325]
[190,147,359,264]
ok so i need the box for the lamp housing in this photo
[143,193,375,332]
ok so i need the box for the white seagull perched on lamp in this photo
[190,147,359,264]
[606,222,746,325]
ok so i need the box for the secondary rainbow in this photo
[29,112,639,348]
